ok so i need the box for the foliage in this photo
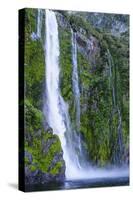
[25,99,43,133]
[23,8,129,173]
[25,130,63,175]
[24,9,65,178]
[24,8,45,109]
[63,11,129,166]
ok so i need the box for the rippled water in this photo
[25,176,129,192]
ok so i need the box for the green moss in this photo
[24,9,45,109]
[29,165,37,172]
[39,135,62,173]
[24,9,129,169]
[25,99,43,133]
[25,156,30,165]
[59,28,72,101]
[24,8,37,43]
[77,38,114,165]
[25,128,63,174]
[50,162,63,175]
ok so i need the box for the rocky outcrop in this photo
[25,129,66,185]
[86,13,129,37]
[25,167,65,185]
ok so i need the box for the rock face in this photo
[85,13,129,37]
[56,10,129,166]
[25,167,65,185]
[25,129,66,185]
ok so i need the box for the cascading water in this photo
[44,9,86,179]
[107,49,124,164]
[71,30,80,130]
[37,9,42,38]
[117,107,123,162]
[71,29,82,159]
[107,49,116,106]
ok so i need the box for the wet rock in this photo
[25,151,32,164]
[48,152,64,171]
[25,129,66,185]
[34,129,41,137]
[25,167,65,185]
[76,31,100,69]
[56,12,71,30]
[43,120,53,134]
[42,137,55,154]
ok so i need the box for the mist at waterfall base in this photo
[32,9,129,189]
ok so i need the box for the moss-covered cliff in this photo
[22,8,129,184]
[24,9,65,184]
[56,10,129,167]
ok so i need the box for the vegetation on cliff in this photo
[24,9,65,184]
[23,8,129,184]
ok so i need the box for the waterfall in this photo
[71,30,80,130]
[44,9,85,179]
[117,107,123,163]
[107,49,116,107]
[107,49,124,164]
[37,9,42,38]
[71,30,82,156]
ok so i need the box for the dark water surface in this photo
[25,176,129,192]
